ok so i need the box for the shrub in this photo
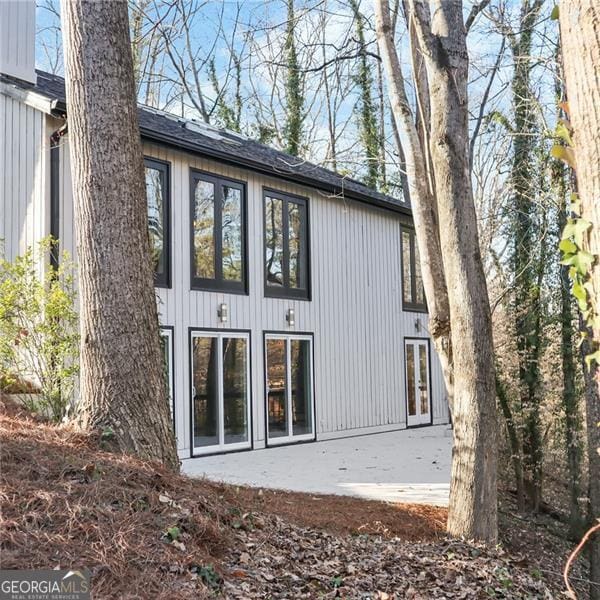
[0,238,79,421]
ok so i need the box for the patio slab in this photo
[182,425,452,506]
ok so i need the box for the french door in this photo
[404,338,431,427]
[191,330,251,455]
[265,334,314,445]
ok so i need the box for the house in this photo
[0,2,448,460]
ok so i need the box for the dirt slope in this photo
[0,405,572,598]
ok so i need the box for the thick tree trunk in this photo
[376,0,497,542]
[560,2,600,595]
[417,0,497,542]
[61,0,179,470]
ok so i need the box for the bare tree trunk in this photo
[496,373,526,510]
[61,0,179,470]
[376,0,497,542]
[374,0,453,409]
[560,2,600,595]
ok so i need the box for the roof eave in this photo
[140,126,412,217]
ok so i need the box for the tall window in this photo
[264,190,309,299]
[190,171,246,293]
[144,158,170,287]
[401,228,426,312]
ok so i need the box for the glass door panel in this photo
[291,339,312,436]
[266,334,314,444]
[406,344,416,417]
[418,344,429,416]
[192,336,219,448]
[266,338,287,438]
[405,339,431,427]
[223,337,248,445]
[191,331,251,454]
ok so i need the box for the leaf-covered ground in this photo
[0,401,583,598]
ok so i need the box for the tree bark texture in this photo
[376,0,498,543]
[560,2,600,595]
[61,0,179,470]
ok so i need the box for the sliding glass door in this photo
[191,330,251,455]
[265,334,314,445]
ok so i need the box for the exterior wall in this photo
[2,95,449,458]
[0,1,36,85]
[0,92,49,264]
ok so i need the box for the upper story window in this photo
[264,189,310,300]
[190,170,247,293]
[401,227,426,312]
[144,158,170,288]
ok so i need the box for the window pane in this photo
[291,339,312,435]
[193,179,215,279]
[222,186,243,281]
[402,231,412,305]
[145,167,164,275]
[406,344,416,416]
[265,196,284,287]
[267,338,287,437]
[193,336,219,447]
[288,201,306,290]
[419,345,429,415]
[414,237,425,305]
[223,337,248,444]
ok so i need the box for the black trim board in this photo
[49,138,60,269]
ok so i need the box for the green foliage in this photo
[208,55,242,133]
[554,109,600,365]
[349,0,381,189]
[189,564,222,589]
[0,238,79,421]
[166,526,180,541]
[283,0,304,156]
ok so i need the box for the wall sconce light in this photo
[414,317,421,333]
[218,303,228,323]
[286,308,295,327]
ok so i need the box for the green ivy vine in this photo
[553,107,600,366]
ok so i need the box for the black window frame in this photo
[401,227,427,313]
[144,156,171,288]
[263,188,311,301]
[189,169,248,294]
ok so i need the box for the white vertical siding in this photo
[12,117,449,457]
[0,1,36,85]
[0,94,48,262]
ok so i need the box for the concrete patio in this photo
[183,425,452,506]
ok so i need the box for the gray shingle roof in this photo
[2,70,411,216]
